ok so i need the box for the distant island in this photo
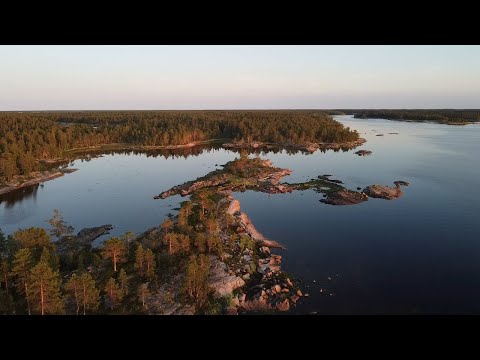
[346,109,480,125]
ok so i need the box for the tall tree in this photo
[104,277,123,311]
[121,231,135,252]
[185,254,211,306]
[47,209,74,239]
[101,237,127,272]
[138,283,150,309]
[12,228,55,260]
[160,219,173,233]
[66,273,81,315]
[134,244,145,277]
[11,248,33,315]
[66,272,100,315]
[0,229,6,255]
[206,234,222,254]
[144,249,156,280]
[118,268,129,295]
[28,261,64,315]
[0,257,11,295]
[39,246,59,271]
[164,233,178,255]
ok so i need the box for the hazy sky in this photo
[0,45,479,110]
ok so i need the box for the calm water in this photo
[2,115,480,314]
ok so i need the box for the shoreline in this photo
[1,137,367,198]
[0,168,77,196]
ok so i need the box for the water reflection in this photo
[0,183,39,207]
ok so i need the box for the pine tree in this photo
[39,246,59,271]
[194,233,207,253]
[47,209,74,239]
[164,233,178,255]
[66,273,81,315]
[184,254,211,306]
[28,261,64,315]
[118,268,129,295]
[160,219,173,233]
[104,277,123,311]
[0,229,6,255]
[101,237,127,272]
[0,257,11,295]
[12,227,54,256]
[121,231,135,252]
[66,272,100,315]
[207,234,222,254]
[11,248,33,315]
[138,283,150,309]
[144,249,156,280]
[134,244,145,276]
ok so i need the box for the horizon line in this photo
[2,108,480,112]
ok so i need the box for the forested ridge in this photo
[0,111,358,184]
[349,109,480,124]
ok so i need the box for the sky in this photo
[0,45,479,110]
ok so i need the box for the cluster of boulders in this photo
[355,150,372,156]
[362,182,409,200]
[222,245,303,314]
[320,189,368,205]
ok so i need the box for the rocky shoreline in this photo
[150,156,411,314]
[0,168,77,196]
[222,138,366,153]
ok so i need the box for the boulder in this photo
[276,299,290,312]
[320,189,368,206]
[363,184,403,200]
[226,199,241,215]
[355,150,372,156]
[208,257,246,298]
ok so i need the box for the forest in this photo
[0,203,240,315]
[0,111,358,184]
[349,109,480,124]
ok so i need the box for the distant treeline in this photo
[0,111,358,184]
[345,110,480,124]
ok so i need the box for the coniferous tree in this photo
[138,283,150,309]
[118,268,129,295]
[121,231,135,252]
[66,272,100,315]
[0,257,11,295]
[11,248,33,315]
[47,209,74,239]
[104,277,123,311]
[28,260,64,315]
[101,237,127,272]
[134,244,145,277]
[12,228,54,261]
[144,249,156,280]
[184,254,211,306]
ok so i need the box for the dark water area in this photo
[1,115,480,314]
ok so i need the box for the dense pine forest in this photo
[349,109,480,124]
[0,205,233,315]
[0,111,358,184]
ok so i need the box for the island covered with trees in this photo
[347,109,480,124]
[0,154,409,315]
[0,110,360,189]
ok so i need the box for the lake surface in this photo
[2,115,480,314]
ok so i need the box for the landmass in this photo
[0,168,77,196]
[349,109,479,125]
